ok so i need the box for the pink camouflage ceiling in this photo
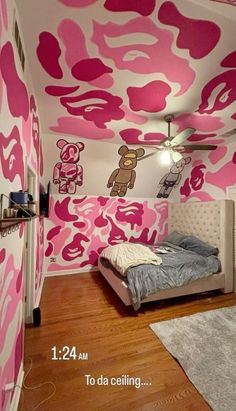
[15,0,236,147]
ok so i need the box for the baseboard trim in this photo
[44,266,99,277]
[10,362,24,411]
[35,272,45,308]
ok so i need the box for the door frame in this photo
[227,185,236,292]
[24,164,37,323]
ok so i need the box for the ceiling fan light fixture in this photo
[171,150,183,162]
[160,149,172,165]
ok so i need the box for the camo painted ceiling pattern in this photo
[16,0,236,146]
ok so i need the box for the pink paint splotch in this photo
[208,145,227,164]
[50,116,115,139]
[180,191,215,202]
[49,196,66,227]
[106,215,127,245]
[144,132,166,142]
[188,133,216,142]
[47,226,62,241]
[205,158,236,191]
[0,254,23,411]
[221,50,236,67]
[153,201,168,239]
[0,248,6,264]
[62,232,89,260]
[55,197,78,222]
[104,0,155,16]
[73,197,103,237]
[130,228,158,245]
[37,32,63,79]
[190,164,206,191]
[58,19,87,68]
[39,140,44,177]
[80,235,107,267]
[46,226,72,257]
[21,116,31,157]
[0,126,24,188]
[127,80,171,112]
[158,1,220,59]
[180,164,206,197]
[115,202,144,230]
[120,128,165,145]
[1,0,8,30]
[0,42,29,120]
[45,85,80,96]
[198,70,236,114]
[59,0,96,7]
[173,113,224,132]
[71,58,113,82]
[92,16,195,95]
[232,152,236,164]
[0,66,3,113]
[121,105,147,125]
[58,19,113,88]
[210,0,236,6]
[30,95,40,162]
[60,90,124,128]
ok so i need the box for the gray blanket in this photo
[127,242,221,310]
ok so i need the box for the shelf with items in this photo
[0,193,38,238]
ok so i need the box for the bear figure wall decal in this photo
[157,157,191,198]
[53,138,84,194]
[107,145,145,196]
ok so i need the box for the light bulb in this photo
[160,149,171,165]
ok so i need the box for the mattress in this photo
[100,242,221,310]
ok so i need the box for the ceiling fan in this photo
[139,114,217,163]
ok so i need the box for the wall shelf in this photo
[0,193,37,237]
[0,217,38,237]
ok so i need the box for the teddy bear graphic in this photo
[157,157,191,198]
[53,139,84,194]
[107,145,145,196]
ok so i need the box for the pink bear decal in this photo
[53,139,84,194]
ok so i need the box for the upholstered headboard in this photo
[168,200,234,292]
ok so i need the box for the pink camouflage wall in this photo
[0,1,43,410]
[43,138,236,275]
[181,143,236,201]
[166,141,236,202]
[42,133,171,275]
[44,194,168,274]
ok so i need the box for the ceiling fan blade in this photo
[141,145,164,150]
[171,128,196,145]
[137,151,159,161]
[181,144,217,150]
[217,128,236,138]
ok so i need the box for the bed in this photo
[98,200,234,309]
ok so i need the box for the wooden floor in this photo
[20,272,236,411]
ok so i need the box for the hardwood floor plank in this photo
[19,272,236,411]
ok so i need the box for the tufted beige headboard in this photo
[169,200,234,292]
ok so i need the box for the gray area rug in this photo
[150,305,236,411]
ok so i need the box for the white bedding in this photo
[100,242,162,276]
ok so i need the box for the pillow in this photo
[163,231,187,246]
[179,235,219,257]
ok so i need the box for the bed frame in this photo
[98,200,234,306]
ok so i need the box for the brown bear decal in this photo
[107,145,145,196]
